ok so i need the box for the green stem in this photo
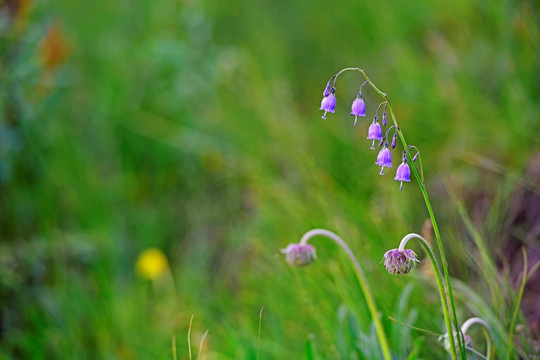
[300,229,392,360]
[398,233,458,360]
[506,251,528,359]
[333,68,466,358]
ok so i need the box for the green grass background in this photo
[1,0,539,358]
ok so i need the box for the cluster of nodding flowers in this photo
[320,78,417,191]
[281,69,493,360]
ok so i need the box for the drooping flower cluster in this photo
[382,248,419,275]
[281,243,317,267]
[318,76,420,190]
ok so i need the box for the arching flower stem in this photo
[461,317,492,358]
[332,67,465,359]
[300,229,392,360]
[399,233,459,360]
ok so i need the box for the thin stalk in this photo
[300,229,392,360]
[398,233,458,360]
[257,307,263,360]
[172,335,177,360]
[188,315,194,360]
[334,67,465,358]
[198,330,209,360]
[506,249,528,359]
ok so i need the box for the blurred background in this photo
[1,0,539,358]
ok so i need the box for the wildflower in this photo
[382,248,419,275]
[382,111,387,126]
[281,243,316,267]
[376,145,392,174]
[323,81,332,97]
[394,156,411,190]
[391,133,397,149]
[350,95,366,126]
[135,248,168,280]
[367,119,383,149]
[320,89,336,119]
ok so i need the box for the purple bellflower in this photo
[382,111,387,126]
[281,243,317,267]
[350,95,366,127]
[367,120,383,149]
[320,92,336,119]
[376,145,392,175]
[394,155,411,191]
[382,248,419,275]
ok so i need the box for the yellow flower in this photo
[135,248,168,280]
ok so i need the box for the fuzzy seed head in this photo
[439,332,474,354]
[282,243,317,267]
[382,248,419,275]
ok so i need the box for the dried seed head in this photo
[439,332,473,354]
[382,248,419,275]
[281,243,317,267]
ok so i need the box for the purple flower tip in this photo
[320,93,336,119]
[376,147,392,174]
[382,112,387,126]
[323,81,332,97]
[350,97,366,117]
[382,248,419,275]
[281,243,317,267]
[367,121,383,141]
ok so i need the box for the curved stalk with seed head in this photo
[298,229,392,360]
[396,233,458,360]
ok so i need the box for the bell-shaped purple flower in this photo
[350,96,366,126]
[281,243,317,267]
[367,121,383,149]
[320,93,336,119]
[382,111,387,126]
[382,248,419,275]
[394,161,411,190]
[376,146,392,174]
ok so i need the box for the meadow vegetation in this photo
[1,0,539,358]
